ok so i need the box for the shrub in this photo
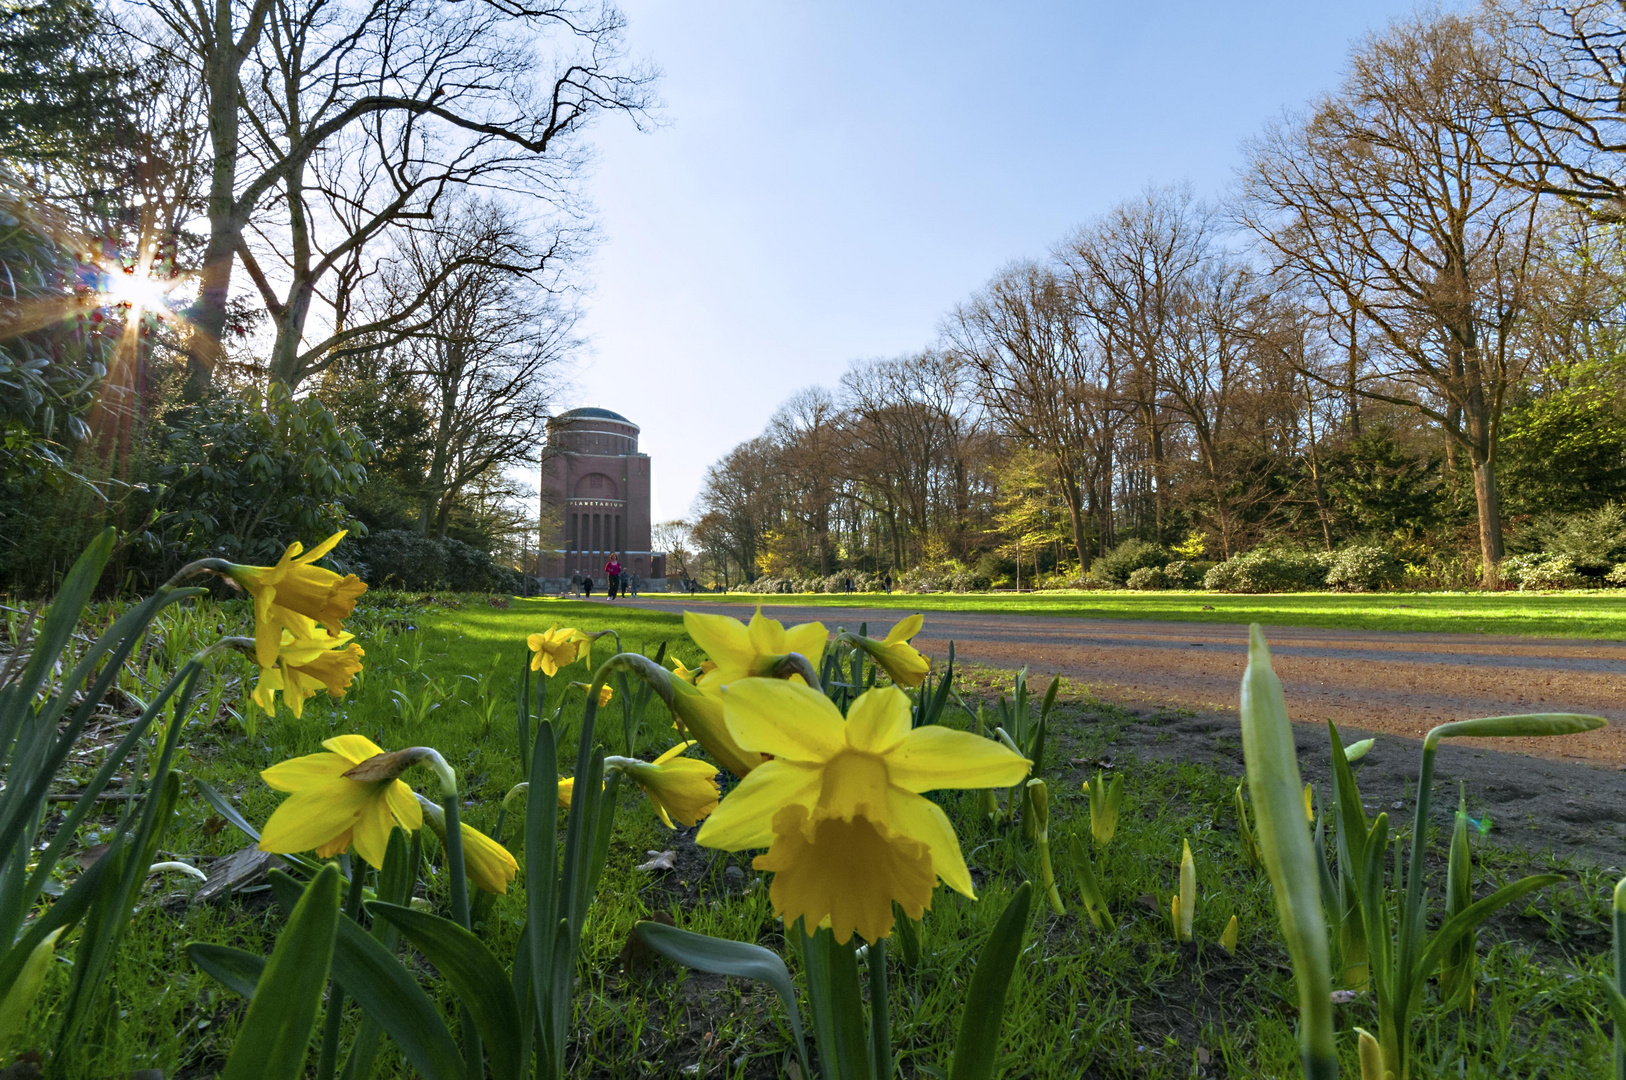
[1088,539,1170,587]
[359,529,519,591]
[1125,566,1168,590]
[1324,546,1403,592]
[1204,548,1334,593]
[1500,552,1584,591]
[1162,560,1211,588]
[1607,563,1626,587]
[1520,502,1626,575]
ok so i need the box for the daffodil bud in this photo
[1173,839,1196,942]
[1344,738,1375,763]
[1220,914,1238,954]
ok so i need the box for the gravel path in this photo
[617,598,1626,767]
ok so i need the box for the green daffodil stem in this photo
[419,751,469,931]
[162,556,237,589]
[1239,627,1336,1080]
[1615,877,1626,1080]
[868,937,892,1080]
[419,749,481,1073]
[768,652,823,692]
[1027,780,1065,916]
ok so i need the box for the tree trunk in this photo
[1470,453,1504,589]
[188,37,244,399]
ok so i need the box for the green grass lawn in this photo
[666,589,1626,638]
[22,593,1613,1077]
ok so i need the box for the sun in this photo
[103,269,175,314]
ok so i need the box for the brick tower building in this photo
[538,407,665,586]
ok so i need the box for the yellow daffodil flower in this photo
[672,658,714,684]
[570,681,614,707]
[607,741,721,828]
[854,614,931,688]
[527,625,589,676]
[225,531,366,667]
[258,735,422,869]
[414,794,519,895]
[684,607,827,692]
[696,681,1030,944]
[252,628,364,718]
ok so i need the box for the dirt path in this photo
[620,599,1626,767]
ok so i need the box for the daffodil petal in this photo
[721,678,845,762]
[296,530,347,564]
[695,759,822,850]
[684,610,753,667]
[783,621,829,667]
[351,797,395,868]
[843,687,912,755]
[258,782,371,854]
[323,734,387,765]
[386,780,423,831]
[887,726,1031,793]
[887,787,975,897]
[747,608,788,655]
[261,751,349,793]
[885,614,924,645]
[653,740,699,766]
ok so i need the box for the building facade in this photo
[538,407,665,584]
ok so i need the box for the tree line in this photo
[685,4,1626,591]
[0,0,652,589]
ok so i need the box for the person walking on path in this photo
[883,571,893,595]
[628,572,640,598]
[581,573,593,598]
[605,554,623,599]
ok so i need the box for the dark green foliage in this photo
[154,383,371,565]
[1087,539,1171,586]
[0,178,108,489]
[0,1,131,172]
[1515,502,1626,576]
[1500,359,1626,516]
[1322,426,1442,539]
[358,529,521,592]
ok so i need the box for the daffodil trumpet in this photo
[412,793,519,895]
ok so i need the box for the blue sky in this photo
[563,0,1426,521]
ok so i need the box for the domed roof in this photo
[553,406,636,426]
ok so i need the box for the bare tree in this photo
[374,199,572,538]
[1061,186,1212,539]
[945,262,1113,566]
[140,0,654,391]
[1489,0,1626,210]
[1239,12,1543,584]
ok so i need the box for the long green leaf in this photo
[368,902,524,1080]
[1413,873,1563,982]
[187,943,268,999]
[948,881,1034,1080]
[267,873,464,1080]
[221,863,341,1080]
[635,921,811,1078]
